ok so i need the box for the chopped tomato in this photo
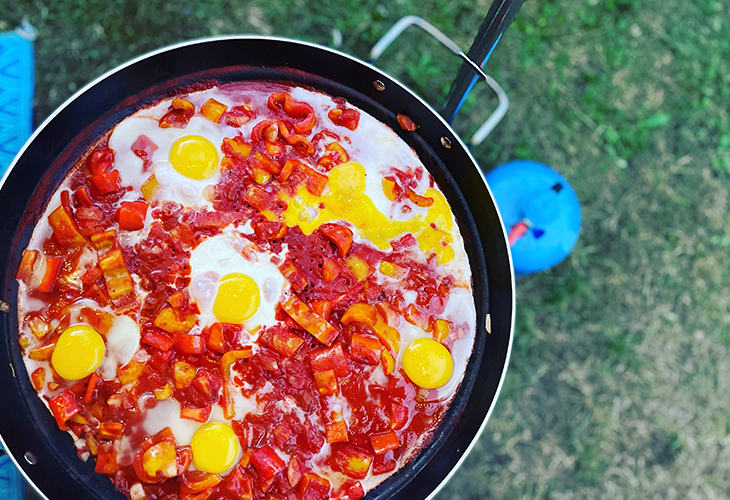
[319,223,353,257]
[299,472,331,500]
[332,446,373,480]
[175,334,206,354]
[325,420,349,444]
[309,343,349,377]
[328,108,360,130]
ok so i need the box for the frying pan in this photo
[0,9,517,500]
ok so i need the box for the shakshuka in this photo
[15,82,477,500]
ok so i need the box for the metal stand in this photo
[369,16,509,146]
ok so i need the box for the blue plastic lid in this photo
[486,160,581,275]
[0,29,34,176]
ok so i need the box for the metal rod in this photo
[440,0,526,123]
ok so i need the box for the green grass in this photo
[2,0,730,498]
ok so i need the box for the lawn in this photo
[2,0,729,498]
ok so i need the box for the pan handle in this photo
[441,0,526,123]
[369,16,509,146]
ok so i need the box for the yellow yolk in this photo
[213,273,260,324]
[402,338,453,389]
[51,325,105,380]
[191,422,240,473]
[280,162,456,264]
[169,135,218,180]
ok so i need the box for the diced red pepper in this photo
[142,330,175,351]
[250,446,286,481]
[221,348,254,419]
[117,201,149,231]
[317,142,349,171]
[191,369,222,404]
[149,348,175,372]
[309,343,349,378]
[253,220,287,241]
[38,255,63,293]
[334,480,366,500]
[203,323,226,354]
[89,170,121,195]
[88,149,114,175]
[319,223,352,256]
[325,420,349,443]
[328,108,360,131]
[180,406,212,422]
[405,188,434,207]
[390,403,409,430]
[299,472,331,500]
[396,114,418,131]
[98,421,125,440]
[180,470,222,493]
[16,249,38,283]
[341,303,377,327]
[287,456,304,487]
[30,367,45,392]
[261,327,305,357]
[49,390,81,430]
[350,334,382,366]
[48,205,86,248]
[159,98,195,129]
[280,295,339,346]
[175,334,206,354]
[332,446,373,480]
[177,446,193,476]
[313,369,338,396]
[279,259,308,292]
[223,467,253,499]
[268,93,316,134]
[95,443,120,474]
[369,431,401,455]
[83,373,100,404]
[74,186,94,207]
[226,104,257,127]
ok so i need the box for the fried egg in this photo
[188,231,288,332]
[109,115,227,208]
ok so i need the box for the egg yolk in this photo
[51,325,105,380]
[169,135,218,180]
[280,161,456,264]
[402,338,453,389]
[213,273,260,324]
[191,422,239,473]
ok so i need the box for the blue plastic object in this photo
[486,160,581,275]
[0,27,34,176]
[0,447,25,500]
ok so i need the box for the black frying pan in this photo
[0,35,515,500]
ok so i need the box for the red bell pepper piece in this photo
[142,330,175,351]
[203,323,226,354]
[90,170,121,195]
[350,334,382,366]
[98,421,125,440]
[325,420,349,444]
[309,299,333,321]
[268,92,316,134]
[88,149,114,175]
[260,327,305,357]
[180,406,212,422]
[74,186,94,207]
[175,334,206,355]
[280,295,339,346]
[319,223,353,257]
[369,431,401,455]
[390,402,409,430]
[250,445,286,481]
[299,472,331,500]
[335,480,366,500]
[223,467,253,499]
[328,108,360,130]
[117,200,149,231]
[48,204,86,248]
[16,249,38,283]
[220,347,254,419]
[49,390,81,430]
[38,256,64,293]
[83,373,100,404]
[309,343,349,378]
[149,348,174,372]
